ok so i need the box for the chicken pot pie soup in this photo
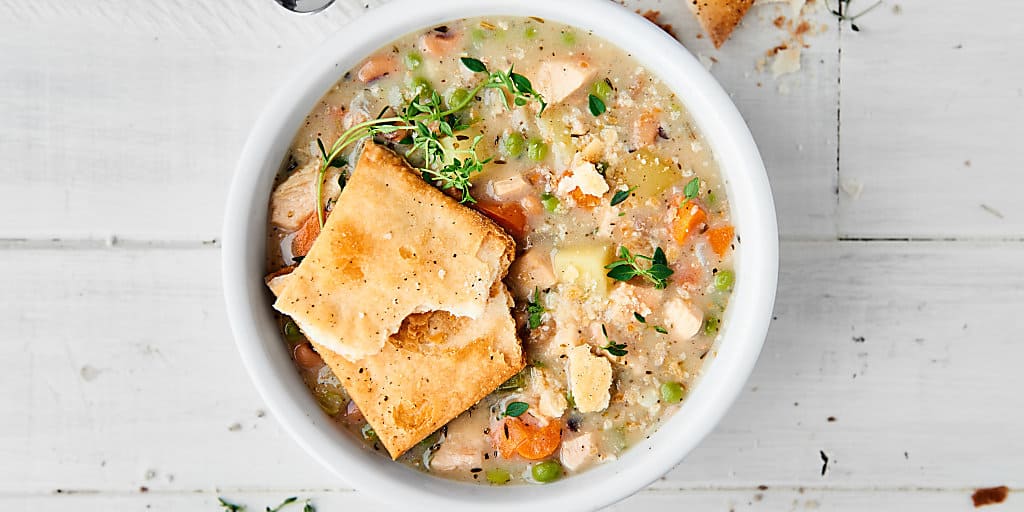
[265,16,736,485]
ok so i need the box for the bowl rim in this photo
[222,1,778,510]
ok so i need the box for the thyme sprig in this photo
[312,57,547,227]
[526,287,546,329]
[605,246,674,289]
[825,0,882,31]
[600,324,628,357]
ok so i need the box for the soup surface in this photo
[265,16,735,485]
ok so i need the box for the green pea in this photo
[409,77,432,97]
[704,315,721,335]
[448,87,471,110]
[531,460,562,483]
[283,320,304,344]
[524,25,538,39]
[591,79,613,102]
[660,382,685,404]
[316,391,344,416]
[714,270,734,291]
[540,193,560,213]
[404,51,422,70]
[503,132,525,158]
[527,139,548,162]
[360,423,377,441]
[561,30,576,46]
[486,468,511,485]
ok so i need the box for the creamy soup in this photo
[265,16,735,485]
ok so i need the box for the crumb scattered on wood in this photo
[228,423,242,432]
[972,486,1009,508]
[852,336,865,343]
[637,10,676,39]
[827,416,836,422]
[699,54,715,71]
[841,178,864,199]
[980,204,1004,219]
[80,365,101,382]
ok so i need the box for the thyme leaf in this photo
[504,401,529,418]
[605,246,674,289]
[600,324,628,356]
[526,288,546,329]
[610,186,637,207]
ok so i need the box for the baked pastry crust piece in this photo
[274,142,515,362]
[689,0,755,48]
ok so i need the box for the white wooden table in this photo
[2,0,1022,510]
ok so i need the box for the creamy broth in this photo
[266,16,734,485]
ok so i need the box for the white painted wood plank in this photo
[0,0,380,242]
[2,242,1021,496]
[0,0,838,241]
[672,3,841,238]
[839,0,1024,238]
[1,487,1017,511]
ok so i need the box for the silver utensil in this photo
[273,0,336,14]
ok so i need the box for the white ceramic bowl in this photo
[223,1,778,509]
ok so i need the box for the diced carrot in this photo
[291,212,321,258]
[473,201,529,241]
[568,187,602,208]
[672,200,707,244]
[491,416,562,460]
[706,225,735,257]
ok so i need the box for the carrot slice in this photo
[492,417,563,460]
[672,200,707,244]
[706,225,735,257]
[515,420,562,460]
[291,213,321,258]
[473,201,528,241]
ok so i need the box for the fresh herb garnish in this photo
[504,401,529,417]
[825,0,882,31]
[605,246,674,289]
[683,177,700,200]
[526,288,546,329]
[498,370,527,391]
[588,93,607,116]
[634,312,669,334]
[419,135,490,204]
[266,497,298,512]
[460,56,487,73]
[311,58,547,227]
[219,497,312,512]
[609,186,637,207]
[219,498,245,512]
[600,324,628,356]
